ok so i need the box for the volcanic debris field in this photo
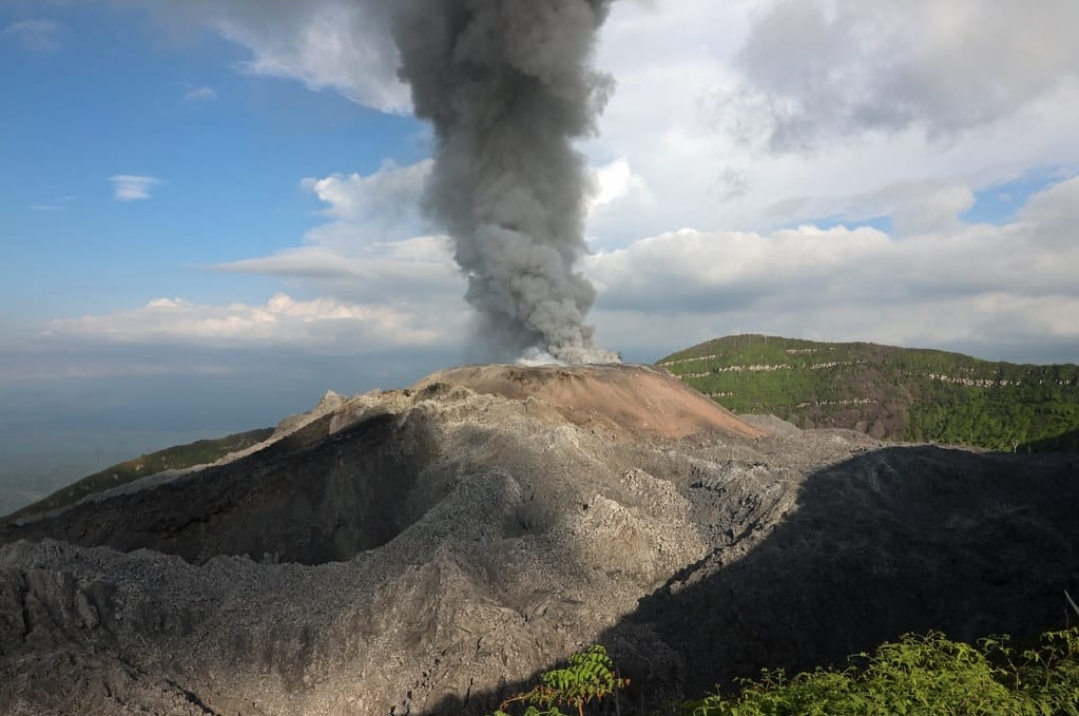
[1,363,1077,715]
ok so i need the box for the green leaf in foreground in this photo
[491,644,629,716]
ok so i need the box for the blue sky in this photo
[2,0,1079,487]
[2,2,427,322]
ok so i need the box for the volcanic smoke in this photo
[388,0,620,364]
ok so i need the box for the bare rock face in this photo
[1,364,1077,715]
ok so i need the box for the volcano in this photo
[2,364,1077,715]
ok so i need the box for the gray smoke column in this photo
[388,0,620,364]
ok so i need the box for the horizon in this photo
[3,1,1078,497]
[3,332,1075,518]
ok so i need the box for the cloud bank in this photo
[725,0,1079,152]
[44,293,446,351]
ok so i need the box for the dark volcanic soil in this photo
[1,363,1076,715]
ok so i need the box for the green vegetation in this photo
[657,334,1079,452]
[666,627,1079,716]
[491,644,629,716]
[497,630,1079,715]
[7,428,274,520]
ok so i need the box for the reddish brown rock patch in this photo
[410,363,766,440]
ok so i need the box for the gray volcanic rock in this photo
[1,363,1077,715]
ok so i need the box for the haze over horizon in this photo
[3,0,1079,481]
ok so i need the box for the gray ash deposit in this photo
[2,363,1077,714]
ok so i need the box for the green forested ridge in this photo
[658,335,1079,451]
[6,427,274,520]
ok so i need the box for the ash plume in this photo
[388,0,620,364]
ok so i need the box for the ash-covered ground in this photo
[2,364,1077,715]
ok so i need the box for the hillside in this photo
[657,334,1079,452]
[2,363,1077,715]
[7,427,274,520]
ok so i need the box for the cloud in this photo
[185,0,1079,243]
[762,178,980,237]
[170,159,468,355]
[581,0,1079,244]
[43,293,452,351]
[207,161,459,305]
[25,0,1074,374]
[723,0,1079,152]
[211,237,464,305]
[585,176,1079,361]
[202,173,1079,366]
[183,86,217,102]
[110,175,160,201]
[588,159,654,225]
[301,159,431,227]
[215,236,454,281]
[587,225,892,313]
[289,160,433,258]
[0,19,66,52]
[3,361,234,382]
[29,195,75,213]
[209,0,409,112]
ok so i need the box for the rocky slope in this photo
[1,363,1076,715]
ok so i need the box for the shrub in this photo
[666,627,1079,716]
[490,643,629,716]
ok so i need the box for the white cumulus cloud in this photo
[585,176,1079,362]
[301,159,431,227]
[210,0,409,113]
[110,175,160,201]
[209,160,462,308]
[44,293,450,350]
